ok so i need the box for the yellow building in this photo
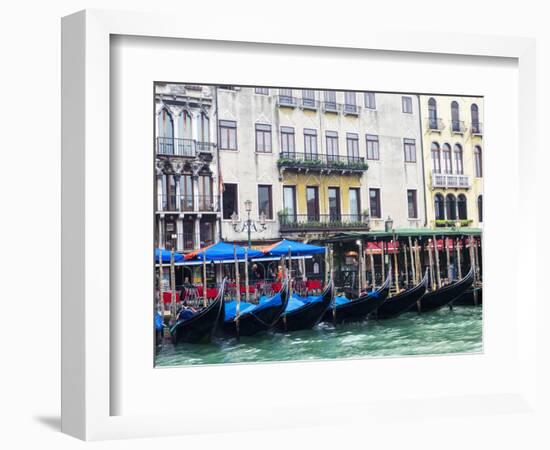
[419,95,483,229]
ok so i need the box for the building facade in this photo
[154,84,221,253]
[153,84,483,254]
[419,95,484,229]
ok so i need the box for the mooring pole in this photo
[456,238,463,279]
[408,236,416,284]
[432,234,441,289]
[202,254,208,307]
[170,249,176,323]
[428,239,435,291]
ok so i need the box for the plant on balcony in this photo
[277,157,297,167]
[300,158,323,167]
[435,219,457,227]
[459,219,473,227]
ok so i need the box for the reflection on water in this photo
[155,306,482,367]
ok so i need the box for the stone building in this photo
[419,95,484,228]
[154,83,220,253]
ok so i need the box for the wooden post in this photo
[381,241,386,282]
[234,245,241,332]
[445,238,451,284]
[288,246,292,297]
[404,244,409,288]
[432,234,441,289]
[414,239,421,284]
[474,237,481,283]
[324,246,329,284]
[170,249,176,322]
[408,236,416,284]
[244,247,250,303]
[202,255,208,307]
[357,240,364,293]
[456,238,463,279]
[392,239,399,293]
[427,239,435,290]
[369,249,375,289]
[158,252,165,319]
[468,235,476,279]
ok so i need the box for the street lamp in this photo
[231,200,267,247]
[384,215,394,232]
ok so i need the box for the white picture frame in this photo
[61,9,539,441]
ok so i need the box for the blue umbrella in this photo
[264,239,325,257]
[155,248,184,263]
[185,241,264,262]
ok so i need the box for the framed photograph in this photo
[62,9,538,441]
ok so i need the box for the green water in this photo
[155,306,483,367]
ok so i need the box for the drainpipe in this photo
[416,94,429,228]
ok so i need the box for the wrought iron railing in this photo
[427,118,444,131]
[300,97,319,110]
[322,101,340,113]
[276,95,298,107]
[157,194,220,212]
[277,152,368,171]
[471,122,483,135]
[279,213,369,232]
[451,120,467,134]
[342,103,360,115]
[159,231,195,252]
[156,137,215,157]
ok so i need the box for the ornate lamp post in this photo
[231,199,267,247]
[384,215,394,232]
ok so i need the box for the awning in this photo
[261,239,326,257]
[155,248,184,263]
[184,241,264,262]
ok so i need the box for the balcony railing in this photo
[279,214,370,232]
[157,194,220,212]
[451,120,467,134]
[427,118,444,131]
[300,97,319,111]
[277,152,368,172]
[342,103,360,116]
[276,95,298,108]
[156,137,215,157]
[471,122,483,136]
[322,101,340,113]
[431,172,470,189]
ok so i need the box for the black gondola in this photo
[414,266,475,313]
[222,280,289,337]
[322,273,391,324]
[169,279,227,344]
[452,285,482,306]
[275,279,334,332]
[374,269,429,320]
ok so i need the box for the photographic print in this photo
[153,83,483,367]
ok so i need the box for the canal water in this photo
[155,306,482,367]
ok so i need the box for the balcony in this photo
[300,97,319,111]
[471,122,483,136]
[342,103,360,116]
[277,152,368,174]
[427,118,444,132]
[156,137,215,158]
[322,101,340,114]
[276,95,298,108]
[279,214,370,233]
[451,120,467,134]
[157,194,220,213]
[431,172,470,189]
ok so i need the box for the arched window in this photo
[454,143,464,175]
[178,110,192,139]
[199,112,210,143]
[158,108,174,154]
[442,143,453,174]
[474,146,483,177]
[431,142,441,173]
[471,104,480,133]
[457,194,467,220]
[477,195,483,222]
[428,98,438,129]
[446,194,457,221]
[451,101,460,132]
[434,194,445,220]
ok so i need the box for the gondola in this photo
[274,279,334,332]
[222,279,289,337]
[169,279,227,344]
[452,285,482,306]
[413,266,475,313]
[374,269,429,320]
[322,273,391,324]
